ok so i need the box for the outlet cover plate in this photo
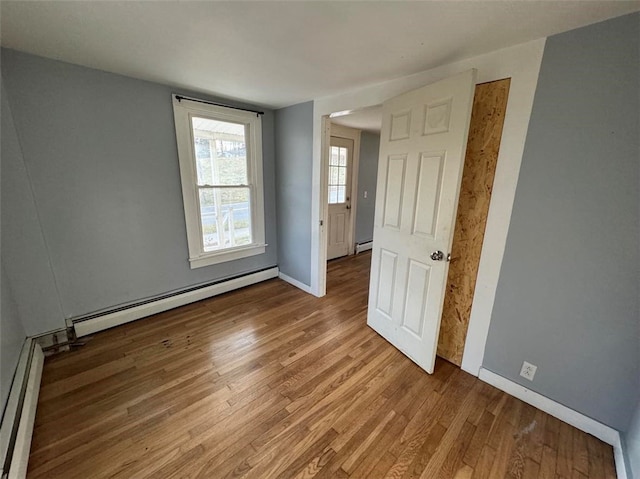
[520,361,537,381]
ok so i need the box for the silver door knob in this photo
[430,250,444,261]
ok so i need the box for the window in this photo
[328,145,348,204]
[172,95,265,268]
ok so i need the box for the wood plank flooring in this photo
[28,253,616,478]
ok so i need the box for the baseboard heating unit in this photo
[355,241,373,254]
[72,267,279,337]
[0,339,44,479]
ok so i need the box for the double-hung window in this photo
[172,95,265,268]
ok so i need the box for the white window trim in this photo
[172,94,266,268]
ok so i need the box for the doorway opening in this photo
[324,106,382,266]
[320,77,511,373]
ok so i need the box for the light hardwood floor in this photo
[28,253,616,478]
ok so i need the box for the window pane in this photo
[192,117,247,186]
[199,187,252,251]
[338,166,346,186]
[330,147,340,166]
[337,186,346,203]
[194,137,214,185]
[328,185,338,204]
[329,166,339,185]
[199,188,219,249]
[339,147,347,166]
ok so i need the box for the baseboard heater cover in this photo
[355,241,373,254]
[0,339,44,479]
[73,267,279,337]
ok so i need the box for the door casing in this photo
[327,123,361,258]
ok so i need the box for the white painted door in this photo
[327,136,353,260]
[367,70,476,374]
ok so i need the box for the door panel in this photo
[382,155,406,229]
[390,111,412,140]
[401,260,431,337]
[327,136,353,260]
[329,212,346,243]
[367,70,476,374]
[375,248,397,318]
[413,152,446,238]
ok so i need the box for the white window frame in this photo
[172,94,266,268]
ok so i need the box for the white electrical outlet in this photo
[520,361,537,381]
[364,191,368,199]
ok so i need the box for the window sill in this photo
[189,244,266,269]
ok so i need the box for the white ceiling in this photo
[331,106,383,133]
[2,1,638,109]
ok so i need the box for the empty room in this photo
[1,2,639,478]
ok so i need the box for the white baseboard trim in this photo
[0,340,44,479]
[278,272,313,295]
[479,368,627,479]
[74,267,279,337]
[478,368,617,443]
[355,241,373,254]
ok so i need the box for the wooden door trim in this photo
[437,78,511,366]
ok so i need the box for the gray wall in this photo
[0,81,29,408]
[483,13,639,431]
[1,264,27,411]
[626,400,640,479]
[355,131,380,244]
[274,101,313,286]
[1,76,29,417]
[1,79,65,335]
[1,49,277,327]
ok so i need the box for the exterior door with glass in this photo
[327,136,353,260]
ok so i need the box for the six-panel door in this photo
[367,70,477,374]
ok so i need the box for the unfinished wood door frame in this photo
[437,78,511,366]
